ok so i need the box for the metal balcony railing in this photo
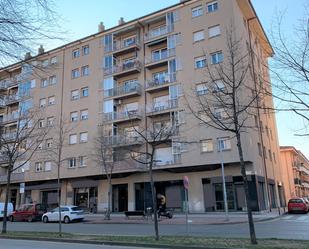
[104,59,142,76]
[1,111,19,123]
[105,39,140,53]
[104,110,141,122]
[146,73,176,89]
[104,81,141,98]
[145,48,175,65]
[103,135,143,147]
[144,25,174,42]
[147,99,178,114]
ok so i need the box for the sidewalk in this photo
[83,209,284,225]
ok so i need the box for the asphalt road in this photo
[0,239,161,249]
[1,213,309,240]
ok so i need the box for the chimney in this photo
[98,22,105,32]
[118,17,125,25]
[24,52,31,60]
[38,45,44,55]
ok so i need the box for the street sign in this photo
[20,183,25,194]
[183,176,189,190]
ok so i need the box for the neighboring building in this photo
[280,146,309,201]
[0,0,284,212]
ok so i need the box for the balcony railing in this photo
[145,48,175,65]
[146,73,176,89]
[104,59,142,77]
[0,172,24,183]
[154,154,181,166]
[103,135,143,147]
[105,39,140,53]
[104,110,142,123]
[147,99,178,114]
[1,111,19,124]
[104,81,141,98]
[0,99,6,108]
[2,132,17,141]
[5,94,21,105]
[144,25,173,42]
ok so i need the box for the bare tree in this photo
[186,27,261,244]
[93,127,115,220]
[269,6,309,135]
[0,107,48,234]
[127,118,179,241]
[0,0,62,66]
[38,117,76,237]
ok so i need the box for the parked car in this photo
[0,202,13,219]
[9,203,47,222]
[42,206,84,224]
[288,198,309,214]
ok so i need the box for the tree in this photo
[186,26,261,244]
[269,7,309,135]
[127,118,179,241]
[0,0,61,66]
[0,106,48,234]
[93,126,115,220]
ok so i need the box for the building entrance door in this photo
[112,184,128,212]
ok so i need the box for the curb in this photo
[0,236,243,249]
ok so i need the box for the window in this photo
[195,56,207,68]
[193,30,205,42]
[71,90,79,100]
[201,139,213,152]
[38,119,45,128]
[80,109,88,120]
[72,49,80,58]
[70,111,78,122]
[217,137,231,151]
[39,98,46,108]
[81,65,89,76]
[263,146,267,158]
[207,1,218,13]
[42,59,49,67]
[48,96,55,105]
[81,87,89,97]
[269,150,272,161]
[208,25,221,38]
[214,108,227,120]
[47,117,54,127]
[50,56,57,64]
[80,132,88,143]
[258,143,262,156]
[68,158,76,168]
[196,83,208,95]
[46,139,53,149]
[211,52,223,64]
[79,156,86,167]
[69,134,77,145]
[49,75,57,85]
[38,141,43,150]
[213,80,225,92]
[123,36,136,47]
[151,48,168,61]
[44,161,52,171]
[82,45,89,55]
[41,78,48,88]
[35,162,43,172]
[71,68,80,79]
[273,152,276,163]
[192,5,203,18]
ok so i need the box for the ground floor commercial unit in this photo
[0,164,286,213]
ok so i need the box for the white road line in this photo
[282,216,293,220]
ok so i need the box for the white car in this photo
[0,202,13,219]
[42,205,84,224]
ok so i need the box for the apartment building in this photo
[0,0,285,213]
[280,146,309,201]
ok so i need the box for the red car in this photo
[288,198,309,214]
[9,203,47,222]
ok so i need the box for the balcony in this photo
[0,151,9,164]
[2,132,17,141]
[105,39,141,56]
[145,48,175,69]
[5,94,21,105]
[0,99,6,108]
[144,25,173,45]
[146,99,179,117]
[104,81,141,99]
[103,110,142,124]
[0,172,24,183]
[103,135,143,147]
[154,153,181,167]
[1,111,19,124]
[104,59,142,78]
[146,73,177,92]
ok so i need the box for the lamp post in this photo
[218,138,229,221]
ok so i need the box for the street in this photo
[1,213,309,240]
[0,239,161,249]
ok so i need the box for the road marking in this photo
[282,216,293,220]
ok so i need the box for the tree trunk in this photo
[236,131,257,244]
[149,162,159,241]
[57,163,62,237]
[105,177,112,220]
[2,167,11,234]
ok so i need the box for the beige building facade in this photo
[0,0,285,213]
[280,146,309,201]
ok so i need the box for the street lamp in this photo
[218,138,229,221]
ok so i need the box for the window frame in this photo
[193,30,205,42]
[69,134,77,145]
[192,5,203,18]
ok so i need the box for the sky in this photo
[49,0,309,157]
